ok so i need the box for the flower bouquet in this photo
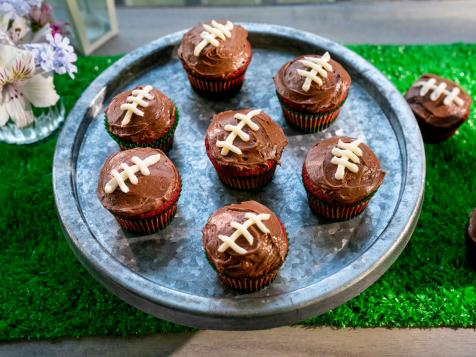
[0,0,77,144]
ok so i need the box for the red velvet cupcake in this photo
[105,85,178,152]
[177,20,252,99]
[405,74,472,142]
[302,136,385,221]
[274,52,351,132]
[202,201,288,292]
[205,108,288,190]
[97,147,181,234]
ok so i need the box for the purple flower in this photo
[0,0,42,17]
[24,31,77,79]
[46,32,77,79]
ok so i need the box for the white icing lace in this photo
[413,78,464,107]
[218,212,271,255]
[193,20,234,57]
[119,85,154,127]
[104,154,161,194]
[216,109,261,156]
[330,138,363,180]
[297,52,333,92]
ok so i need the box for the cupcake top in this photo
[205,108,288,171]
[274,52,351,113]
[105,85,176,144]
[405,74,472,128]
[303,136,385,205]
[97,147,180,218]
[177,20,251,79]
[202,200,288,279]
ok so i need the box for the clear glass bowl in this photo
[0,102,65,145]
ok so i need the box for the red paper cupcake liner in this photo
[215,164,277,190]
[187,74,246,98]
[277,90,348,133]
[205,136,278,189]
[182,43,252,99]
[115,203,178,234]
[113,175,181,234]
[302,163,377,221]
[306,194,369,221]
[218,270,278,292]
[414,113,466,143]
[281,104,343,133]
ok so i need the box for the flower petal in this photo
[18,73,59,108]
[6,96,34,128]
[0,103,9,126]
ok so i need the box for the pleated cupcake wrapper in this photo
[215,164,277,190]
[218,270,278,292]
[187,73,246,98]
[414,113,464,143]
[115,203,178,234]
[277,92,348,133]
[105,105,179,152]
[306,194,369,221]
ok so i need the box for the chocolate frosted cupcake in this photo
[105,85,178,151]
[274,52,351,132]
[177,20,252,98]
[302,136,385,220]
[202,201,288,292]
[405,74,472,142]
[205,108,288,190]
[97,147,181,234]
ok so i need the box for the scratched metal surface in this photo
[53,24,425,330]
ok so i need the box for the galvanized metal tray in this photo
[53,24,425,330]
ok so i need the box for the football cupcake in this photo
[302,136,385,221]
[405,74,472,142]
[274,52,351,132]
[177,20,252,98]
[205,108,288,190]
[97,147,181,234]
[105,85,178,151]
[202,200,288,292]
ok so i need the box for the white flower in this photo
[0,44,59,128]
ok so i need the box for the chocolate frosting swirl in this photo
[303,136,385,205]
[274,54,351,113]
[202,201,288,279]
[106,86,176,143]
[205,109,288,171]
[177,20,251,79]
[97,147,180,218]
[405,74,472,128]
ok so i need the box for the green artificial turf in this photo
[1,44,475,340]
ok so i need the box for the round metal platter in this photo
[53,24,425,330]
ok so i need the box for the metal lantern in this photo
[50,0,118,55]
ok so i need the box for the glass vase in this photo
[0,102,65,145]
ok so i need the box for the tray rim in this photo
[53,23,425,330]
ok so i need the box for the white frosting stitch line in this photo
[413,78,464,107]
[330,138,363,180]
[216,109,261,156]
[297,52,333,92]
[194,20,234,57]
[218,212,271,255]
[120,85,154,127]
[104,154,161,194]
